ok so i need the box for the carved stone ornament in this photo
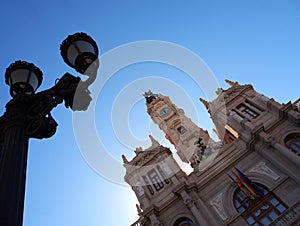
[248,162,280,181]
[263,135,275,148]
[218,83,253,105]
[184,198,197,210]
[129,146,169,166]
[210,192,228,221]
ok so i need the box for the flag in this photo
[227,173,255,200]
[230,170,256,199]
[234,167,264,197]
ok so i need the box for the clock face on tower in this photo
[160,107,171,117]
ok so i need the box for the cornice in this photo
[210,84,254,119]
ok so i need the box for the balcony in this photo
[131,219,143,226]
[270,201,300,226]
[292,98,300,112]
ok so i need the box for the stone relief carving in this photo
[210,192,228,221]
[248,162,280,181]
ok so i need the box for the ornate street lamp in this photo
[5,61,43,97]
[0,32,99,226]
[60,32,99,74]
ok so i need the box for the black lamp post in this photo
[0,32,99,226]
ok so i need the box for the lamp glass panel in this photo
[10,68,30,85]
[66,44,79,66]
[29,72,39,91]
[75,40,95,54]
[66,40,96,67]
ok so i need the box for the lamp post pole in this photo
[0,32,99,226]
[0,96,30,226]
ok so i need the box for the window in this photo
[225,124,239,138]
[222,125,239,144]
[157,165,170,184]
[178,221,194,226]
[233,184,287,225]
[177,126,187,134]
[147,169,164,191]
[142,167,170,195]
[237,104,259,119]
[142,176,154,195]
[174,217,194,226]
[285,134,300,155]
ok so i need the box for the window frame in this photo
[173,217,194,226]
[237,103,259,120]
[142,175,154,195]
[177,126,187,134]
[233,184,287,226]
[284,133,300,155]
[147,169,164,191]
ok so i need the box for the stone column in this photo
[179,190,211,225]
[256,142,300,184]
[149,213,162,226]
[273,143,300,167]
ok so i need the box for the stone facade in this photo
[123,80,300,226]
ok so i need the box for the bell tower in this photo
[143,91,211,167]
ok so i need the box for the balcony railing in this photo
[293,98,300,112]
[130,219,143,226]
[270,201,300,226]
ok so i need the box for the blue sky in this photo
[0,1,299,226]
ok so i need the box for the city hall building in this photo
[122,80,300,226]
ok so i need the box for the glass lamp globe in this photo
[60,32,99,74]
[5,61,43,97]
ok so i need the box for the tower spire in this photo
[122,154,129,164]
[225,79,238,87]
[136,204,143,216]
[149,135,160,147]
[199,98,209,111]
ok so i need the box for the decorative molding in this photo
[229,110,243,123]
[136,185,145,197]
[184,198,197,210]
[210,192,228,221]
[255,93,269,103]
[248,162,280,181]
[161,161,173,176]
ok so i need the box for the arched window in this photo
[173,217,194,226]
[233,184,287,225]
[285,133,300,155]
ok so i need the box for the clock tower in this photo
[143,91,211,167]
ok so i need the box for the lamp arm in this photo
[0,72,94,140]
[25,72,92,139]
